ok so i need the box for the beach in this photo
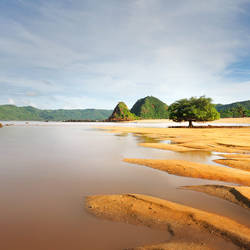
[86,122,250,249]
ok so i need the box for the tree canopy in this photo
[169,96,220,127]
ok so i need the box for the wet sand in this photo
[181,185,250,209]
[127,241,213,250]
[123,159,250,185]
[220,154,250,159]
[90,125,250,249]
[86,194,250,249]
[99,126,250,153]
[214,158,250,172]
[127,117,250,124]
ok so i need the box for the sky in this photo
[0,0,250,109]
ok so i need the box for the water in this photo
[0,123,249,250]
[1,120,250,127]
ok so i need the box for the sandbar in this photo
[99,126,250,153]
[213,154,250,172]
[85,194,250,249]
[181,185,250,209]
[127,241,212,250]
[123,158,250,186]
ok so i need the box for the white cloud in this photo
[0,0,249,108]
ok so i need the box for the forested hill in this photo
[0,105,112,121]
[108,102,138,121]
[130,96,169,119]
[215,100,250,117]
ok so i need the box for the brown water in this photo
[0,124,249,250]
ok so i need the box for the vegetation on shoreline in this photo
[108,96,249,123]
[169,96,220,127]
[0,105,112,121]
[216,100,250,118]
[1,98,249,121]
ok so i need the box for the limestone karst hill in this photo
[131,96,169,119]
[108,102,138,121]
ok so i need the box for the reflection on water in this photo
[180,150,212,162]
[134,133,214,163]
[114,132,129,137]
[134,134,173,144]
[0,124,249,250]
[134,134,162,143]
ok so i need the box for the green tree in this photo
[169,96,220,127]
[231,104,247,118]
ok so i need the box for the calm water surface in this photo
[0,123,249,250]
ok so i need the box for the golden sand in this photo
[91,125,250,249]
[139,142,198,152]
[123,158,250,186]
[211,117,250,124]
[86,194,250,249]
[214,159,250,172]
[100,126,250,153]
[219,154,250,159]
[127,241,213,250]
[127,117,250,124]
[181,185,250,209]
[213,154,250,172]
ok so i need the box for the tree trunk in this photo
[188,120,193,128]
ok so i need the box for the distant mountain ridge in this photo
[216,100,250,111]
[0,105,112,121]
[1,99,249,121]
[215,100,250,117]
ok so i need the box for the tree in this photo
[231,104,247,118]
[169,96,220,127]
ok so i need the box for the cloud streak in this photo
[0,0,250,108]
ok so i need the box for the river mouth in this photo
[0,124,249,250]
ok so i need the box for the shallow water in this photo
[0,124,249,250]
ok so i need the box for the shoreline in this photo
[127,117,250,124]
[86,194,250,249]
[123,158,250,186]
[181,185,250,210]
[87,124,250,249]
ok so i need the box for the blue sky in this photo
[0,0,250,109]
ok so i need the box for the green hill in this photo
[108,102,138,121]
[0,105,112,121]
[130,96,169,119]
[216,100,250,118]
